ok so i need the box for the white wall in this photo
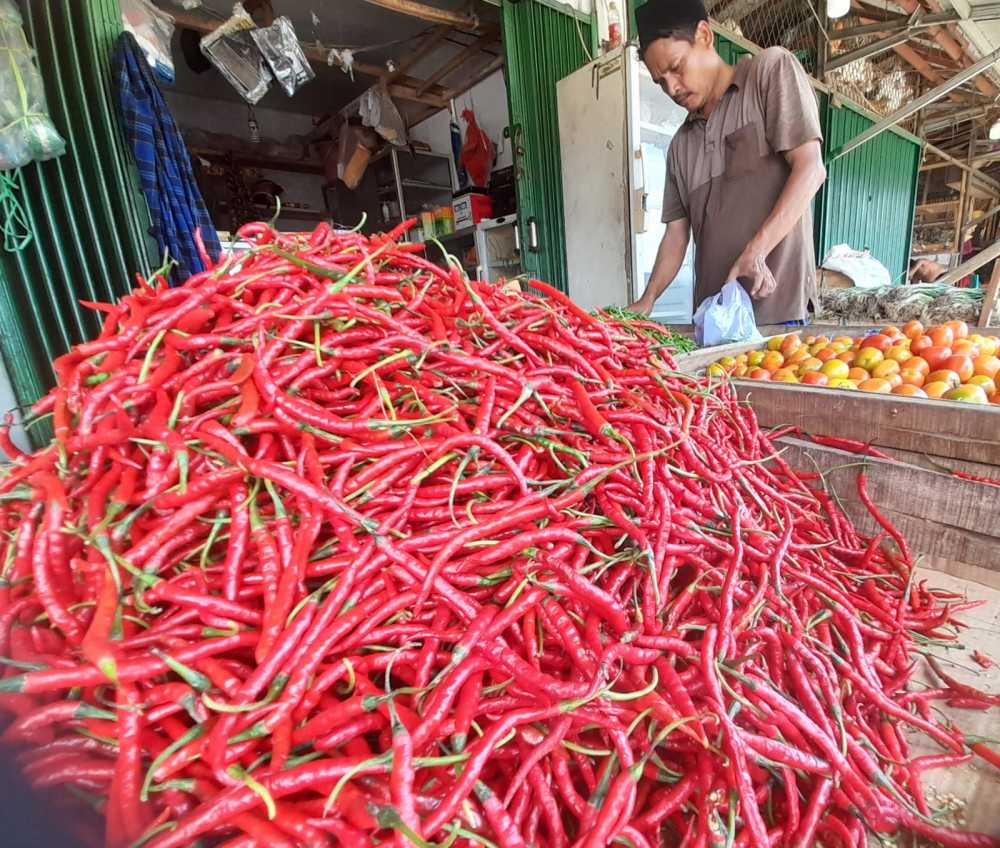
[409,69,513,173]
[0,353,29,458]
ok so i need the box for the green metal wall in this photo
[0,0,153,415]
[814,96,921,284]
[501,0,592,292]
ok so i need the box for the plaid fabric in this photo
[112,33,220,284]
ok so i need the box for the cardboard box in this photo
[819,268,854,289]
[453,192,492,230]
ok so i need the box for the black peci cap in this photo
[636,0,709,55]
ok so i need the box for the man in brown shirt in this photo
[630,0,827,325]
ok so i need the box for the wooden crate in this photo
[673,338,1000,573]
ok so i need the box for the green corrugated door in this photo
[502,0,592,292]
[0,0,153,415]
[815,96,922,283]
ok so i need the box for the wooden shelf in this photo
[401,179,453,191]
[190,146,325,176]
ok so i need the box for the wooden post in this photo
[980,258,1000,327]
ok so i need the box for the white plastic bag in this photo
[820,244,892,289]
[360,88,407,146]
[693,281,764,347]
[121,0,175,83]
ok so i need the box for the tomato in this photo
[854,348,884,371]
[979,336,998,357]
[859,334,892,353]
[923,381,951,399]
[766,335,786,351]
[814,348,837,363]
[944,384,989,404]
[733,364,748,377]
[920,346,952,371]
[942,355,974,383]
[832,335,854,347]
[967,375,997,397]
[926,369,961,389]
[885,345,912,364]
[772,368,799,383]
[800,372,828,386]
[928,325,954,347]
[717,356,737,369]
[797,357,824,374]
[858,378,892,394]
[906,356,930,376]
[707,363,727,377]
[837,350,856,364]
[892,384,927,398]
[880,325,904,340]
[898,369,925,388]
[748,368,771,380]
[761,351,785,373]
[944,320,969,341]
[910,335,933,355]
[779,335,802,357]
[828,378,856,389]
[902,320,924,339]
[952,341,980,359]
[747,350,766,367]
[871,360,900,380]
[821,360,849,381]
[786,349,810,365]
[973,355,1000,379]
[848,367,870,382]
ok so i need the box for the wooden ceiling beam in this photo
[416,30,500,96]
[358,0,481,33]
[172,10,450,108]
[386,24,452,84]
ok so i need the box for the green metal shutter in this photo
[815,95,922,284]
[502,0,592,292]
[0,0,153,416]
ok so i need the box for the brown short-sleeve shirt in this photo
[663,47,823,324]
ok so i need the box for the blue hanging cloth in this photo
[112,32,220,284]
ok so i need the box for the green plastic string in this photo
[0,169,31,252]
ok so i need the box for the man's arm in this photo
[726,140,826,298]
[629,217,691,315]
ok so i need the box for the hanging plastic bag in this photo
[460,108,493,188]
[251,16,314,97]
[120,0,175,83]
[0,0,65,171]
[693,280,764,347]
[200,4,271,104]
[359,88,407,146]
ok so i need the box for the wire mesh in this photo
[708,0,921,117]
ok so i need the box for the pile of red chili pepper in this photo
[0,220,998,848]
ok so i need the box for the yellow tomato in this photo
[761,351,785,373]
[797,357,824,375]
[748,350,766,368]
[870,360,901,380]
[766,335,786,351]
[854,347,884,372]
[885,346,912,364]
[772,368,799,383]
[967,375,997,397]
[944,385,989,404]
[820,360,849,381]
[707,363,727,378]
[827,378,855,389]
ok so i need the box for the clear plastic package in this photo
[0,0,65,170]
[120,0,175,83]
[200,4,271,104]
[360,88,407,146]
[251,17,314,97]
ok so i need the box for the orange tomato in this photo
[923,381,951,399]
[944,385,989,404]
[928,325,954,347]
[892,384,927,398]
[898,369,925,388]
[886,373,903,389]
[921,346,952,371]
[761,351,785,373]
[902,320,924,339]
[848,367,870,382]
[733,365,748,377]
[953,342,980,360]
[870,360,900,380]
[944,320,969,341]
[747,350,766,368]
[926,369,961,389]
[973,355,1000,379]
[814,348,836,363]
[766,335,785,351]
[748,368,771,380]
[859,334,892,353]
[942,355,974,383]
[797,357,824,374]
[906,356,930,376]
[786,349,810,365]
[854,348,884,372]
[885,345,912,364]
[820,360,849,381]
[800,372,828,386]
[979,336,998,357]
[837,350,856,364]
[858,378,892,394]
[968,375,997,397]
[772,368,799,383]
[880,325,904,341]
[910,335,933,355]
[779,335,802,357]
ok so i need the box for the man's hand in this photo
[627,297,654,316]
[726,251,777,300]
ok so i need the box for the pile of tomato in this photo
[709,320,1000,404]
